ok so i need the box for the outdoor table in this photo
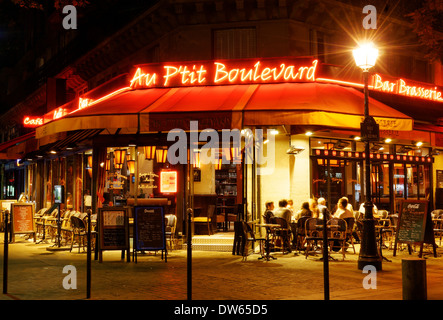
[256,223,281,261]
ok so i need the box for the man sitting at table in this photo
[274,199,292,253]
[334,197,354,219]
[275,199,292,225]
[263,201,275,223]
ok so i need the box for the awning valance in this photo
[35,82,413,139]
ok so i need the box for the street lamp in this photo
[353,42,382,271]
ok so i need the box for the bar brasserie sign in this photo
[129,58,318,89]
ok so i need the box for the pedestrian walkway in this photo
[1,235,443,301]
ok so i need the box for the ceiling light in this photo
[353,136,361,141]
[416,141,423,147]
[270,129,279,135]
[305,131,313,136]
[384,138,392,143]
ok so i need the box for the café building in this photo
[1,1,443,241]
[3,55,443,238]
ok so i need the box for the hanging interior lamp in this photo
[231,147,242,164]
[214,158,223,170]
[113,149,126,166]
[192,151,201,168]
[156,148,168,163]
[144,146,157,160]
[127,160,135,174]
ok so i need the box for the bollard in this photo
[3,211,8,294]
[402,257,427,300]
[186,208,193,301]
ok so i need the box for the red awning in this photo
[140,84,258,131]
[0,131,35,152]
[36,82,413,139]
[242,83,412,130]
[414,123,443,133]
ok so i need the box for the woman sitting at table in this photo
[295,202,312,220]
[334,197,354,219]
[309,198,320,219]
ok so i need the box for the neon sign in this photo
[372,74,443,103]
[78,97,93,110]
[23,116,43,127]
[130,59,318,89]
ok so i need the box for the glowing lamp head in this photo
[353,42,378,71]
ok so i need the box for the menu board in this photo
[11,203,35,234]
[396,200,428,244]
[99,208,129,250]
[134,206,165,251]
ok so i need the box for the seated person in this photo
[263,201,275,223]
[317,197,331,220]
[309,198,320,218]
[295,202,312,220]
[358,202,379,218]
[274,199,292,226]
[334,197,354,219]
[342,196,354,212]
[274,199,292,253]
[286,199,294,214]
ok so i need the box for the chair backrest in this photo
[305,217,318,231]
[297,216,309,235]
[207,205,215,218]
[327,218,347,232]
[304,218,320,237]
[271,216,288,229]
[263,211,273,223]
[70,216,86,229]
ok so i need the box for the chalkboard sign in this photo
[394,200,436,257]
[99,207,129,250]
[134,206,166,251]
[396,200,428,244]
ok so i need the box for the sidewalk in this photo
[1,235,443,301]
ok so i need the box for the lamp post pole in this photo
[358,70,382,270]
